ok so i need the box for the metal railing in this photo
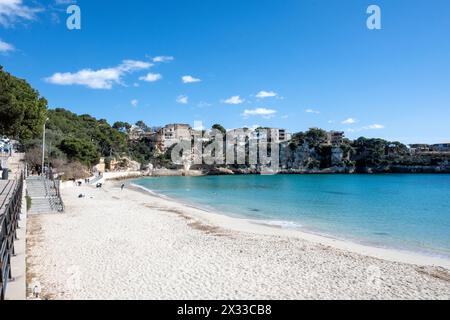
[88,174,102,185]
[49,177,64,213]
[43,171,64,213]
[0,172,23,300]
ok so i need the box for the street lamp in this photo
[42,118,49,176]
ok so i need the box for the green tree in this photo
[113,121,131,132]
[350,137,408,170]
[135,120,150,132]
[0,66,47,140]
[46,108,128,158]
[305,128,328,147]
[59,137,100,166]
[211,124,226,135]
[129,137,155,165]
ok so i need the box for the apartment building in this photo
[326,131,344,146]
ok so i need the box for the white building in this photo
[432,143,450,152]
[156,124,193,150]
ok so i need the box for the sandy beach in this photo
[26,180,450,300]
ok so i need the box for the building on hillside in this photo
[222,128,251,148]
[326,131,344,146]
[269,128,290,142]
[128,125,154,141]
[128,125,145,141]
[277,129,291,142]
[93,157,106,173]
[151,125,291,153]
[409,144,431,153]
[155,124,193,151]
[252,128,291,143]
[432,143,450,152]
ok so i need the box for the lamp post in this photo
[41,118,49,176]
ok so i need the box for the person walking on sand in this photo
[121,183,125,191]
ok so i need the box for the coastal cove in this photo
[131,174,450,261]
[27,179,450,299]
[4,0,450,302]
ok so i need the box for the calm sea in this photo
[133,174,450,258]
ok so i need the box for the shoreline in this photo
[128,181,450,270]
[27,179,450,299]
[96,169,450,180]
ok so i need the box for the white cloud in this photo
[242,108,277,119]
[222,95,244,105]
[342,118,357,124]
[54,0,76,5]
[347,124,385,133]
[0,0,41,27]
[46,69,121,89]
[305,109,320,114]
[0,39,14,52]
[131,99,138,107]
[152,56,174,63]
[193,121,205,131]
[119,60,153,72]
[256,91,278,99]
[243,124,262,131]
[341,118,358,124]
[197,101,212,108]
[176,95,188,104]
[281,115,289,119]
[366,124,385,130]
[45,59,152,89]
[139,73,162,82]
[182,75,201,83]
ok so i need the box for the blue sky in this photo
[1,0,449,143]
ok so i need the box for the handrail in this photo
[42,170,65,212]
[27,173,64,213]
[89,174,102,185]
[46,171,64,213]
[51,178,64,212]
[0,171,23,300]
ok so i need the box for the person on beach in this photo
[121,183,125,191]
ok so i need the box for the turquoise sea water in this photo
[133,174,450,258]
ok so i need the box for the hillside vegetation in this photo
[1,66,449,176]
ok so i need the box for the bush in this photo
[60,161,90,181]
[26,196,32,211]
[59,137,100,166]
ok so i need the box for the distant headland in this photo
[1,66,449,179]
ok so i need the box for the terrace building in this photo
[253,128,291,143]
[127,125,154,141]
[432,143,450,152]
[155,124,193,151]
[409,144,431,153]
[326,131,344,146]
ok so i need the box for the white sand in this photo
[27,181,450,300]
